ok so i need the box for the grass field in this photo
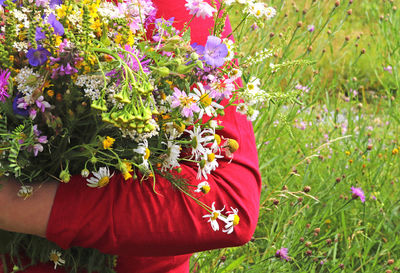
[191,0,400,272]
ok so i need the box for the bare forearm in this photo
[0,178,58,237]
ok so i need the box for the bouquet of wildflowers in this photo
[0,0,276,271]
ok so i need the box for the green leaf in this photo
[181,27,191,43]
[217,255,246,273]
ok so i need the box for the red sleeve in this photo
[46,0,261,257]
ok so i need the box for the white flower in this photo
[86,167,114,188]
[186,126,214,160]
[203,202,225,231]
[133,140,151,170]
[229,68,242,80]
[265,7,276,19]
[194,181,210,194]
[81,168,90,178]
[192,83,224,118]
[223,38,235,61]
[247,2,266,18]
[236,103,248,115]
[197,149,223,179]
[222,208,240,234]
[185,0,217,19]
[224,0,236,6]
[161,135,181,171]
[49,250,65,270]
[245,77,261,95]
[17,185,34,199]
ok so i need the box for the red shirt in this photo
[1,0,261,272]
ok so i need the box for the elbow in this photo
[227,204,259,247]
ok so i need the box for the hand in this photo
[0,178,58,237]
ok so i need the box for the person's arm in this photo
[0,179,58,237]
[43,101,261,256]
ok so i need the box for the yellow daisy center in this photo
[233,215,240,226]
[207,153,215,162]
[200,93,212,107]
[49,253,60,263]
[144,148,151,160]
[211,211,219,221]
[227,139,239,153]
[98,176,110,187]
[214,134,221,145]
[201,185,210,194]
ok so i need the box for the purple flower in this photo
[152,17,175,42]
[35,96,51,112]
[48,13,64,36]
[49,0,62,8]
[26,46,51,66]
[12,95,29,116]
[35,27,46,41]
[351,186,365,203]
[203,36,228,67]
[307,24,315,32]
[275,247,290,261]
[0,68,11,102]
[36,0,49,7]
[383,65,393,74]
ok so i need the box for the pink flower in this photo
[170,87,200,118]
[275,247,290,261]
[185,0,217,19]
[351,186,365,203]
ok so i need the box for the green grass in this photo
[190,0,400,272]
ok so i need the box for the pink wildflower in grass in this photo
[351,186,365,203]
[170,87,200,118]
[307,24,315,32]
[383,65,392,74]
[0,68,11,102]
[275,247,290,261]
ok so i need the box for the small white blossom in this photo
[195,181,211,194]
[222,208,240,234]
[49,250,65,270]
[17,185,34,199]
[86,167,114,188]
[203,202,225,231]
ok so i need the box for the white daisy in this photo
[265,6,276,19]
[86,167,114,188]
[161,136,181,171]
[203,202,225,231]
[194,181,211,194]
[222,207,240,234]
[197,150,223,179]
[49,250,65,270]
[186,126,214,160]
[17,185,34,199]
[192,83,224,118]
[133,140,151,170]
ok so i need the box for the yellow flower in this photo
[122,171,132,180]
[47,90,55,97]
[103,136,115,149]
[55,36,63,47]
[345,151,350,156]
[121,160,133,181]
[114,34,123,45]
[392,148,399,155]
[56,5,68,19]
